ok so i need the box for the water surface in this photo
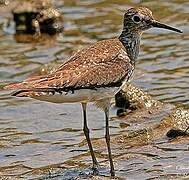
[0,0,189,179]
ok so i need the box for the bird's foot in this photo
[184,126,189,133]
[110,169,115,177]
[91,164,99,175]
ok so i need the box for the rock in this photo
[12,0,63,35]
[115,83,189,138]
[115,83,162,110]
[13,33,58,43]
[37,8,63,34]
[0,0,9,5]
[166,129,188,138]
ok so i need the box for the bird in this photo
[4,7,182,177]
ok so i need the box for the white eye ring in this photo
[132,15,141,23]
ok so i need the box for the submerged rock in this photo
[115,83,189,138]
[13,33,58,43]
[12,0,63,35]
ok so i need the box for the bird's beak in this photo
[151,20,182,33]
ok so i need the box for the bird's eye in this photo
[132,15,141,23]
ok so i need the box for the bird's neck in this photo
[119,29,141,63]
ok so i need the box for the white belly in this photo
[33,87,120,103]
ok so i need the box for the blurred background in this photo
[0,0,188,179]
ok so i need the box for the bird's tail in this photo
[4,82,55,97]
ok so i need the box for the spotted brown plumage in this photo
[4,7,182,177]
[6,39,133,97]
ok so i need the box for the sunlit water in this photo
[0,0,189,179]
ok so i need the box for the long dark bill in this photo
[152,21,182,33]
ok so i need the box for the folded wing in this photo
[5,39,133,96]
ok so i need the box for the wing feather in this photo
[5,38,133,95]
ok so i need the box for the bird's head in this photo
[123,7,182,34]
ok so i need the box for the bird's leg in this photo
[81,103,99,174]
[184,126,189,133]
[104,101,115,177]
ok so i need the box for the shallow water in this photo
[0,0,189,179]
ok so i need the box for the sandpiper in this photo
[5,7,182,177]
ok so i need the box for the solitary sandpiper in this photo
[5,7,182,177]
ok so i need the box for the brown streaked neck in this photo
[119,29,141,64]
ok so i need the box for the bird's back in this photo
[5,38,134,103]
